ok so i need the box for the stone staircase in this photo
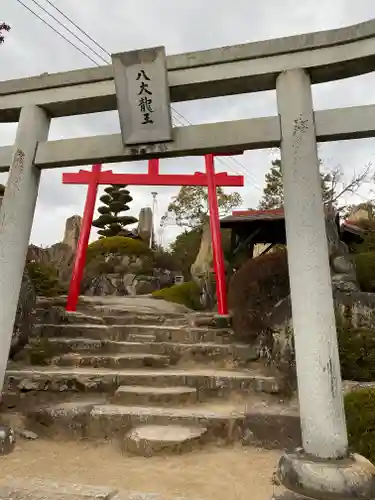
[3,297,301,456]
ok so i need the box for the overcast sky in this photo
[2,0,375,248]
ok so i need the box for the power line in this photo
[42,0,111,57]
[28,0,109,64]
[16,0,263,190]
[171,107,262,190]
[14,0,100,66]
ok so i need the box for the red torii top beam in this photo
[62,154,244,314]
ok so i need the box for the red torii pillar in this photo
[62,155,244,315]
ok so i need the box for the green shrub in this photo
[350,218,375,254]
[152,281,202,310]
[26,261,62,297]
[228,250,290,341]
[345,388,375,463]
[354,252,375,292]
[87,236,151,263]
[338,324,375,382]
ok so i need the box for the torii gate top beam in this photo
[1,19,375,169]
[1,18,375,122]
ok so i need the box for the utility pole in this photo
[151,192,158,249]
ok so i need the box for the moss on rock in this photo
[338,323,375,382]
[354,252,375,292]
[152,281,202,310]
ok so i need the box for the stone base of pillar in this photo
[275,448,375,500]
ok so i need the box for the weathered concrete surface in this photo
[26,401,247,444]
[4,18,375,122]
[0,479,116,500]
[24,398,300,450]
[0,105,50,396]
[124,424,207,457]
[111,385,198,406]
[34,338,257,365]
[52,353,171,370]
[277,68,347,459]
[78,296,191,314]
[5,367,281,396]
[34,323,234,344]
[36,295,191,315]
[277,450,375,500]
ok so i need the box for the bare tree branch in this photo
[327,163,372,205]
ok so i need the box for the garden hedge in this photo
[152,281,202,310]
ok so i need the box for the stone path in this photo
[4,295,300,455]
[0,440,280,500]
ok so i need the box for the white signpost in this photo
[112,46,173,146]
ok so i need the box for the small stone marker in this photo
[112,46,173,146]
[0,424,15,454]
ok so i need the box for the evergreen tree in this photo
[167,185,242,228]
[92,184,138,238]
[258,159,334,210]
[0,22,10,45]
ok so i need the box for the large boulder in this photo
[9,268,36,360]
[137,207,153,246]
[62,215,82,251]
[191,223,213,282]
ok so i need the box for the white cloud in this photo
[1,0,375,246]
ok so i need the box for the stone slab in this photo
[34,324,234,344]
[38,338,258,364]
[5,367,281,396]
[52,353,171,369]
[0,479,116,499]
[112,385,198,406]
[24,398,300,449]
[0,479,195,500]
[27,401,247,443]
[124,424,207,456]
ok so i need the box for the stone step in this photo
[111,385,198,406]
[35,338,258,364]
[34,324,234,344]
[25,398,300,449]
[124,424,207,456]
[34,307,105,326]
[127,334,156,342]
[5,367,281,396]
[102,313,187,326]
[51,353,171,369]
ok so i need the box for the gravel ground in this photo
[0,439,280,500]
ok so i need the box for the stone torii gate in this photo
[1,20,375,499]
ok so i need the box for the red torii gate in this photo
[62,154,244,315]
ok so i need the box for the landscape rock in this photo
[137,207,153,246]
[63,215,82,251]
[19,428,38,440]
[123,424,207,456]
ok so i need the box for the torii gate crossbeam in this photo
[62,154,244,314]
